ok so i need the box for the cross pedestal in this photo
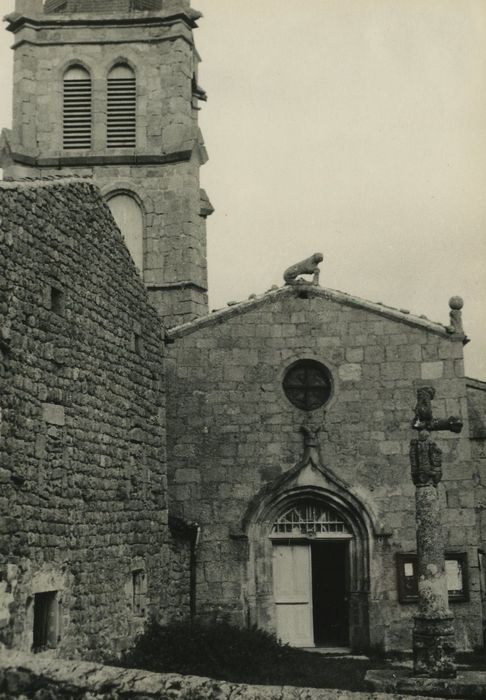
[413,476,456,677]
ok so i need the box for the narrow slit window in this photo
[107,64,136,149]
[134,333,144,355]
[63,65,92,150]
[50,286,65,315]
[132,570,147,617]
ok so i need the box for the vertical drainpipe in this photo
[190,523,201,621]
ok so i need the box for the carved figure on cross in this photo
[410,387,463,487]
[412,386,463,434]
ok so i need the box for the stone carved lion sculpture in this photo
[283,253,323,286]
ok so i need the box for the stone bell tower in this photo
[1,0,213,326]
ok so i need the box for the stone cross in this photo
[409,386,463,678]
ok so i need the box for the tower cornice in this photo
[4,10,198,35]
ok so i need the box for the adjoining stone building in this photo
[1,0,486,660]
[0,176,178,657]
[0,0,201,659]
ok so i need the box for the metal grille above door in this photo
[63,66,92,150]
[107,65,136,149]
[272,502,351,538]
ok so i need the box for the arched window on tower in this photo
[107,64,137,149]
[107,193,144,273]
[63,65,92,150]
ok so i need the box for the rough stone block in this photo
[421,361,444,379]
[346,347,364,363]
[379,441,402,455]
[41,403,65,426]
[338,363,362,381]
[175,468,200,484]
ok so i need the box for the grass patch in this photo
[114,619,385,691]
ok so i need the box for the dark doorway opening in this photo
[32,591,59,652]
[311,541,349,647]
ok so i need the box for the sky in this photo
[0,0,485,379]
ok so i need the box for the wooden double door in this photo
[272,540,349,648]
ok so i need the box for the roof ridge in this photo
[167,284,457,340]
[466,376,486,390]
[0,175,94,190]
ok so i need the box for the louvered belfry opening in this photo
[107,64,137,149]
[63,66,92,149]
[63,65,92,150]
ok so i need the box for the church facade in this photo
[166,285,485,653]
[1,0,486,658]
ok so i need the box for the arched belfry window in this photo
[107,193,144,273]
[272,502,351,539]
[107,64,136,149]
[63,65,92,150]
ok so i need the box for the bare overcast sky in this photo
[1,0,485,379]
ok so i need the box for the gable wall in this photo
[0,180,170,657]
[167,290,482,652]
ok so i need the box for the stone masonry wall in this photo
[167,519,192,622]
[467,379,486,641]
[8,22,197,160]
[166,286,481,653]
[0,178,170,658]
[2,4,209,326]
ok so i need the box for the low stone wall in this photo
[0,651,440,699]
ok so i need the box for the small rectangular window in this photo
[132,570,147,617]
[33,591,59,652]
[50,287,65,315]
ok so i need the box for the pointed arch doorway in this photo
[271,501,353,649]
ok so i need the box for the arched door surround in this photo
[245,486,373,652]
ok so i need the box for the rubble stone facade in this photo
[468,377,486,642]
[0,178,171,657]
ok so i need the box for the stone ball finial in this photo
[449,296,464,311]
[447,296,465,335]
